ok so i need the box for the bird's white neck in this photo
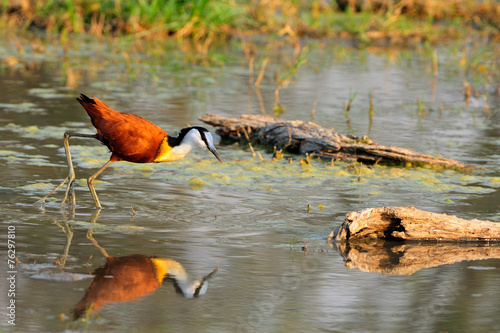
[167,141,196,161]
[153,128,216,163]
[152,258,212,298]
[154,129,203,162]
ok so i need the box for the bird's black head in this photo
[175,126,222,163]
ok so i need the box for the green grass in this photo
[5,0,242,38]
[0,0,498,44]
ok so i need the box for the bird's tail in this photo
[76,93,118,128]
[76,93,96,105]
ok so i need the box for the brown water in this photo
[1,37,500,332]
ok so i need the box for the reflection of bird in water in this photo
[73,255,218,320]
[36,94,222,209]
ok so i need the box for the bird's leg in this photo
[54,220,74,271]
[34,175,69,208]
[87,159,114,209]
[86,229,109,258]
[87,209,109,258]
[35,132,98,208]
[60,132,99,208]
[61,132,76,208]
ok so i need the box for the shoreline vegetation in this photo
[1,1,498,111]
[1,0,499,44]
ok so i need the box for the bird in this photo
[37,93,222,209]
[73,254,218,320]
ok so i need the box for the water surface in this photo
[1,37,499,332]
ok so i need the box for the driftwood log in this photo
[332,206,500,242]
[333,239,500,275]
[329,206,500,274]
[201,114,469,169]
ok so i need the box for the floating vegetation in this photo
[0,102,45,113]
[31,271,93,281]
[28,88,70,99]
[0,149,57,166]
[188,177,207,190]
[117,225,146,231]
[14,134,495,204]
[2,123,85,140]
[18,182,56,192]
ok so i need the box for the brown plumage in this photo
[72,255,218,320]
[36,94,222,209]
[77,95,168,163]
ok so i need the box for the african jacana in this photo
[73,255,218,319]
[37,94,222,209]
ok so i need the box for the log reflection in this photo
[334,239,500,275]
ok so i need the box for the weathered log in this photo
[201,114,470,169]
[332,206,500,242]
[333,239,500,275]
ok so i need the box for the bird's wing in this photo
[73,256,161,319]
[79,96,168,163]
